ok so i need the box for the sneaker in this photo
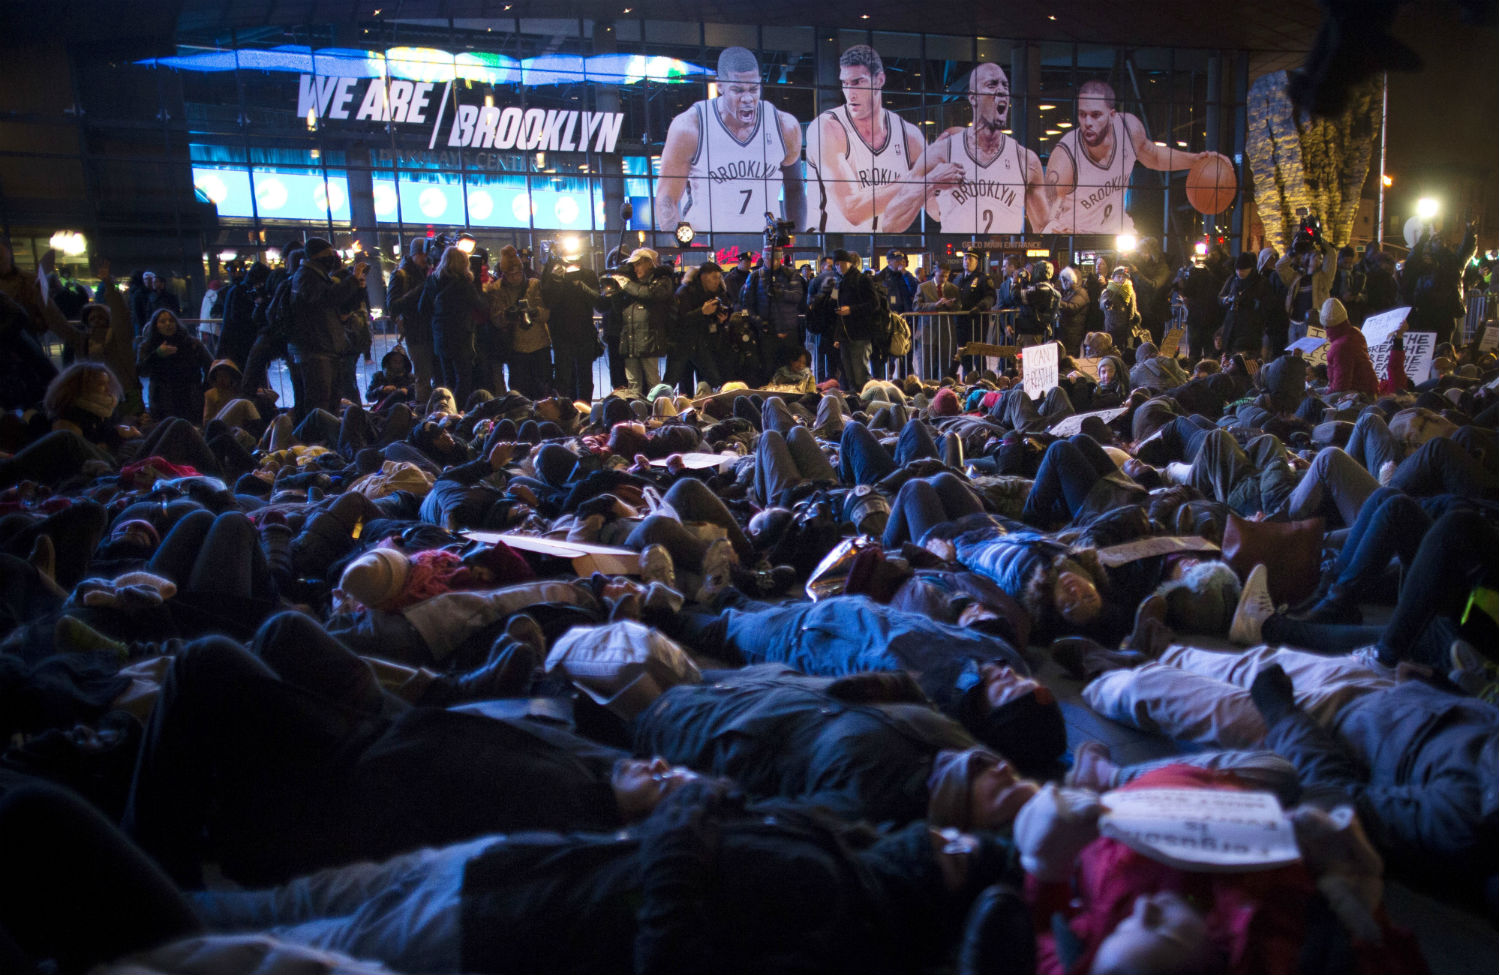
[1448,639,1497,702]
[1124,594,1169,654]
[566,513,605,543]
[503,613,547,657]
[696,537,738,603]
[1064,741,1118,791]
[1228,564,1276,645]
[1350,645,1398,681]
[1164,461,1194,486]
[639,543,676,590]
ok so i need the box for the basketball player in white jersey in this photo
[656,47,804,234]
[926,62,1050,234]
[1043,79,1204,234]
[805,44,964,234]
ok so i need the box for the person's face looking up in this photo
[965,750,1040,829]
[1098,359,1116,384]
[610,756,701,820]
[1090,891,1211,975]
[1054,569,1102,624]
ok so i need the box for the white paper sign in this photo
[1369,331,1435,385]
[1480,325,1497,354]
[648,451,739,471]
[1048,406,1129,437]
[1099,787,1301,873]
[1286,336,1327,355]
[1022,342,1059,398]
[1361,306,1410,348]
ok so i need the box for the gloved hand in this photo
[1012,783,1104,883]
[1290,804,1384,944]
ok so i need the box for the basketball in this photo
[1186,153,1238,215]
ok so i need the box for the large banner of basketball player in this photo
[804,44,944,235]
[655,47,805,234]
[1042,80,1206,235]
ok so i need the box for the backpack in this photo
[1033,282,1060,328]
[264,277,296,341]
[888,312,912,357]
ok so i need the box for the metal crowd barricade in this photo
[1462,290,1492,346]
[906,308,1021,381]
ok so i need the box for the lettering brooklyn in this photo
[709,160,780,183]
[950,180,1018,208]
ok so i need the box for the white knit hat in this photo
[1320,297,1348,328]
[339,548,411,608]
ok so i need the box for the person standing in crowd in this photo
[723,252,753,306]
[288,239,366,415]
[811,249,877,391]
[419,244,485,404]
[1014,260,1061,351]
[386,239,432,400]
[667,261,728,396]
[1055,265,1091,357]
[878,250,919,319]
[1175,257,1224,362]
[598,246,673,396]
[135,309,210,423]
[1278,234,1337,343]
[1099,265,1138,352]
[216,262,269,374]
[1217,252,1270,358]
[541,251,602,403]
[1331,245,1367,326]
[742,246,806,378]
[485,245,551,399]
[955,251,996,377]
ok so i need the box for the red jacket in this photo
[1326,320,1380,397]
[1029,765,1426,975]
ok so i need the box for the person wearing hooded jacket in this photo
[597,247,674,396]
[419,244,487,404]
[1217,252,1271,357]
[1322,297,1382,398]
[386,238,432,400]
[541,254,602,402]
[1056,266,1091,357]
[217,262,270,372]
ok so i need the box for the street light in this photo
[1115,233,1137,254]
[1416,197,1440,221]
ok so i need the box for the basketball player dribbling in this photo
[655,47,805,234]
[1043,80,1205,234]
[926,62,1050,234]
[804,44,963,234]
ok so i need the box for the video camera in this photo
[764,212,795,250]
[1293,208,1322,255]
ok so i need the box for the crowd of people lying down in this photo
[0,270,1496,974]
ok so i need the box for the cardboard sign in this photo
[1094,535,1221,568]
[1369,331,1435,384]
[1099,787,1301,873]
[960,342,1020,358]
[1360,306,1410,348]
[1048,406,1129,438]
[648,452,740,471]
[1022,342,1059,398]
[1159,327,1184,359]
[1069,356,1101,381]
[464,531,640,576]
[1480,325,1497,354]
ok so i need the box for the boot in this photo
[417,641,539,707]
[1295,584,1362,625]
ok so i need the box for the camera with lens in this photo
[1293,208,1322,255]
[764,212,796,249]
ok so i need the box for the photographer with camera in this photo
[484,245,551,399]
[743,217,807,387]
[290,238,368,415]
[597,247,674,396]
[668,260,728,395]
[1277,212,1337,344]
[541,245,602,403]
[1014,260,1061,351]
[386,239,432,400]
[216,261,270,371]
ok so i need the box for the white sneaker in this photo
[696,537,738,603]
[1228,564,1276,645]
[639,543,676,590]
[1165,461,1194,486]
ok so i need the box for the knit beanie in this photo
[304,237,334,259]
[1235,252,1256,271]
[339,548,412,609]
[929,387,962,417]
[1257,247,1276,270]
[497,245,523,275]
[1320,297,1348,328]
[927,746,1004,830]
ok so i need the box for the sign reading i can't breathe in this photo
[1022,342,1059,398]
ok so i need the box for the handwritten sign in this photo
[1159,327,1184,359]
[1099,787,1301,873]
[1360,306,1410,348]
[1480,325,1497,354]
[1369,331,1435,385]
[1022,342,1059,398]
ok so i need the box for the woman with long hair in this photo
[419,245,486,404]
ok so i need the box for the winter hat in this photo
[833,249,857,265]
[1235,252,1257,271]
[304,237,334,259]
[339,548,412,609]
[207,359,241,382]
[1155,561,1241,634]
[647,383,675,403]
[624,247,659,267]
[927,746,1004,830]
[408,237,428,257]
[929,387,962,417]
[1320,298,1348,328]
[1058,267,1078,290]
[1256,247,1277,270]
[497,245,524,275]
[963,687,1067,778]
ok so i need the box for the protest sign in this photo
[1022,342,1059,398]
[1099,787,1301,873]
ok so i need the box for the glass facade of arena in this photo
[0,16,1251,289]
